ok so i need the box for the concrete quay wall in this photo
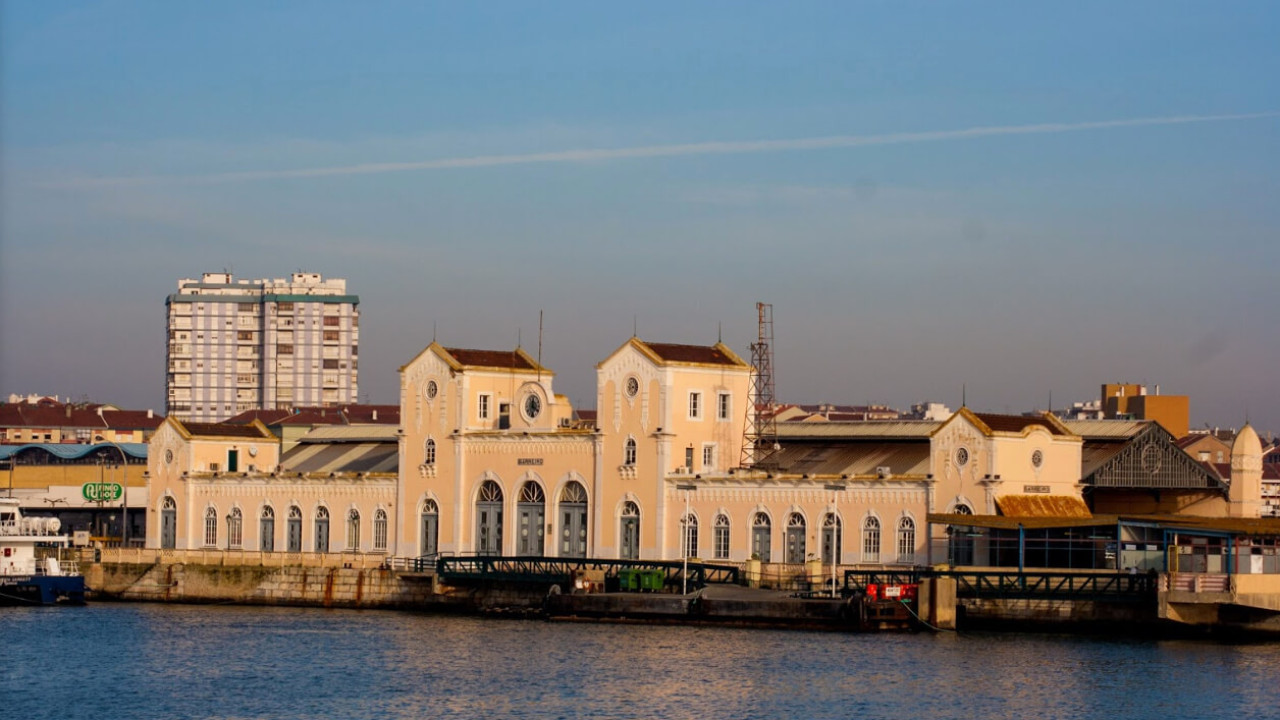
[87,562,440,609]
[958,597,1159,631]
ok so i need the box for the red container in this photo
[864,584,879,601]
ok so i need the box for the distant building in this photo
[166,272,359,423]
[1100,383,1189,438]
[0,397,162,445]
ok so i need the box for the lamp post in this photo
[677,483,697,595]
[825,482,845,598]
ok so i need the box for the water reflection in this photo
[4,605,1280,719]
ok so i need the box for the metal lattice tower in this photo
[741,302,780,469]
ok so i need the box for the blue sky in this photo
[2,1,1277,434]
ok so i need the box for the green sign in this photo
[82,483,123,502]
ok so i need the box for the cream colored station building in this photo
[153,333,1232,571]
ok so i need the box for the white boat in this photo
[0,497,86,605]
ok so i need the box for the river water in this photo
[5,604,1279,719]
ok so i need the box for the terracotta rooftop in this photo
[642,342,741,366]
[444,347,537,370]
[973,412,1068,436]
[183,422,272,439]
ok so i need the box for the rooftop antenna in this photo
[633,315,638,339]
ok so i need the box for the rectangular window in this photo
[277,344,293,355]
[718,392,731,421]
[478,394,491,420]
[323,316,340,326]
[688,391,702,419]
[276,302,294,312]
[238,303,255,312]
[323,330,340,342]
[685,446,694,470]
[323,359,339,369]
[702,444,715,469]
[351,344,359,356]
[237,331,254,341]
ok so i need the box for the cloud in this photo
[39,112,1279,189]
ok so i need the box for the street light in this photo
[676,483,697,595]
[824,482,846,598]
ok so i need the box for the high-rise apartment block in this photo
[166,272,359,422]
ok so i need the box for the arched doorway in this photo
[420,499,439,557]
[260,506,275,552]
[620,501,640,560]
[822,513,842,564]
[287,506,302,552]
[752,512,772,562]
[558,481,588,558]
[475,480,503,555]
[160,497,177,549]
[949,504,974,566]
[314,507,330,553]
[785,512,806,564]
[517,482,546,556]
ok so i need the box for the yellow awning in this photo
[995,494,1092,519]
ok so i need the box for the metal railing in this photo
[434,554,740,589]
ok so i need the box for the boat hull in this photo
[0,575,86,606]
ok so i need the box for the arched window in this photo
[624,438,637,466]
[559,481,588,558]
[863,516,881,563]
[752,512,772,563]
[315,507,330,553]
[681,513,699,558]
[420,499,439,556]
[260,506,275,553]
[713,514,730,560]
[785,512,806,564]
[517,482,546,556]
[620,501,640,560]
[897,517,916,564]
[373,509,388,552]
[346,509,361,551]
[227,507,243,549]
[822,513,842,565]
[424,438,436,465]
[287,506,303,553]
[476,480,503,554]
[204,507,218,547]
[161,497,177,549]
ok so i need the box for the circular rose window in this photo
[955,447,969,467]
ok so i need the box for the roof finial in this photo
[633,315,638,339]
[962,383,967,408]
[431,321,437,344]
[517,327,522,348]
[718,321,722,343]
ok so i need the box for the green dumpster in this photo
[640,569,665,592]
[618,569,639,591]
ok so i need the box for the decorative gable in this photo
[1084,423,1224,490]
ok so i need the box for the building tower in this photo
[741,302,780,469]
[165,272,359,422]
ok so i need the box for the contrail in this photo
[46,112,1278,188]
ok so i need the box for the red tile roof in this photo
[973,412,1068,436]
[183,422,271,439]
[444,348,536,370]
[643,342,740,366]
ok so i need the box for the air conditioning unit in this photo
[876,466,892,479]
